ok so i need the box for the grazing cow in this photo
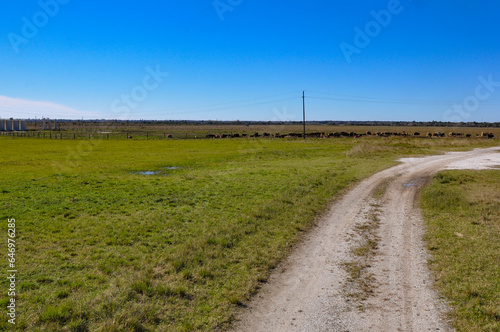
[466,134,471,138]
[127,135,133,139]
[480,131,494,138]
[167,134,173,138]
[413,132,420,136]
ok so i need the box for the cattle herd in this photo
[204,131,495,139]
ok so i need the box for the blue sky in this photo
[1,0,500,121]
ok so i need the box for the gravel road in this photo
[232,147,500,332]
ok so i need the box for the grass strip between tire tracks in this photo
[0,137,497,331]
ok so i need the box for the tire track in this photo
[232,147,499,332]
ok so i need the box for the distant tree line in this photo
[25,119,500,128]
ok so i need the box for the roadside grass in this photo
[0,137,497,331]
[421,170,500,331]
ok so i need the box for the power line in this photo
[0,108,45,117]
[307,96,500,106]
[146,91,302,115]
[306,90,500,105]
[153,97,301,116]
[1,92,303,119]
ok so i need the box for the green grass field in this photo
[422,170,500,332]
[0,137,498,331]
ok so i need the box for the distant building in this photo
[0,119,27,131]
[41,118,58,130]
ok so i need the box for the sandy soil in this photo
[232,147,500,332]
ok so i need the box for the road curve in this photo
[232,147,500,332]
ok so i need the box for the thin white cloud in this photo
[0,95,101,119]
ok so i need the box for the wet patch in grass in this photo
[0,138,496,331]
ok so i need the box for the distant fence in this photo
[0,130,496,140]
[0,131,204,140]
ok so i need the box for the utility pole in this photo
[302,90,306,139]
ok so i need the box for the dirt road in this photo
[233,147,500,332]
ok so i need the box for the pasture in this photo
[422,170,500,331]
[14,122,500,140]
[0,136,498,331]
